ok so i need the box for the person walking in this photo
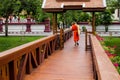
[71,22,79,46]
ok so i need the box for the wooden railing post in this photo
[9,61,17,80]
[85,29,87,51]
[52,13,57,34]
[60,28,64,49]
[0,30,72,80]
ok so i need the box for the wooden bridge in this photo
[0,0,120,80]
[24,33,93,80]
[0,29,120,80]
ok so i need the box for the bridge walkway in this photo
[24,34,94,80]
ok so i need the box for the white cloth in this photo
[76,24,81,35]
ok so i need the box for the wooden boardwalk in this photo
[24,34,94,80]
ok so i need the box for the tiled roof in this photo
[42,0,106,12]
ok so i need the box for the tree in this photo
[0,0,21,36]
[19,0,51,22]
[63,10,91,27]
[113,0,120,21]
[106,0,120,21]
[101,9,113,32]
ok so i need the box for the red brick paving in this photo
[24,34,94,80]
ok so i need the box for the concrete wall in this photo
[0,23,52,36]
[78,22,120,36]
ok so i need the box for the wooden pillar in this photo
[60,28,64,49]
[26,18,31,32]
[44,18,51,32]
[85,29,87,51]
[52,13,57,34]
[60,12,65,49]
[92,12,95,35]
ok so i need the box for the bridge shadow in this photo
[24,33,94,80]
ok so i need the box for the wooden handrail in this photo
[0,34,57,65]
[90,34,120,80]
[85,29,92,51]
[0,29,72,80]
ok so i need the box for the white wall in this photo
[0,24,52,36]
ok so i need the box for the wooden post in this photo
[85,29,87,51]
[9,61,17,80]
[26,18,31,32]
[92,12,95,35]
[44,18,51,32]
[52,13,57,34]
[60,28,64,49]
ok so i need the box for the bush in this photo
[82,26,86,32]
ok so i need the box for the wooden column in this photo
[60,12,65,49]
[60,28,64,49]
[85,29,87,51]
[52,13,57,34]
[44,18,51,32]
[92,12,95,35]
[26,18,31,32]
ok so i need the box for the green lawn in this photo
[103,37,120,56]
[100,36,120,74]
[0,36,44,52]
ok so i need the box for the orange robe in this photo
[72,24,79,42]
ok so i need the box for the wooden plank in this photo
[24,34,94,80]
[90,35,120,80]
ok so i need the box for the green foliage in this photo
[63,10,91,26]
[104,37,120,55]
[95,9,113,32]
[117,67,120,74]
[95,12,103,26]
[111,56,120,64]
[82,26,86,32]
[103,45,109,51]
[0,36,44,52]
[20,0,43,17]
[106,0,120,21]
[97,9,113,26]
[103,45,115,54]
[110,56,120,74]
[0,0,21,17]
[101,9,113,26]
[102,36,120,74]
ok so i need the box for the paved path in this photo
[24,34,94,80]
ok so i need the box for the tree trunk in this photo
[5,17,9,36]
[105,25,108,32]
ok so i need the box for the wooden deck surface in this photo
[24,34,94,80]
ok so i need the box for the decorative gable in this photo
[42,0,106,12]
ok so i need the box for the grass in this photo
[0,36,44,52]
[103,37,120,56]
[101,36,120,74]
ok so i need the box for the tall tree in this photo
[19,0,51,22]
[106,0,120,21]
[101,9,113,32]
[114,0,120,21]
[0,0,21,36]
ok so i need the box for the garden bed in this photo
[96,35,120,74]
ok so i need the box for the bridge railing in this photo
[89,34,120,80]
[0,29,72,80]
